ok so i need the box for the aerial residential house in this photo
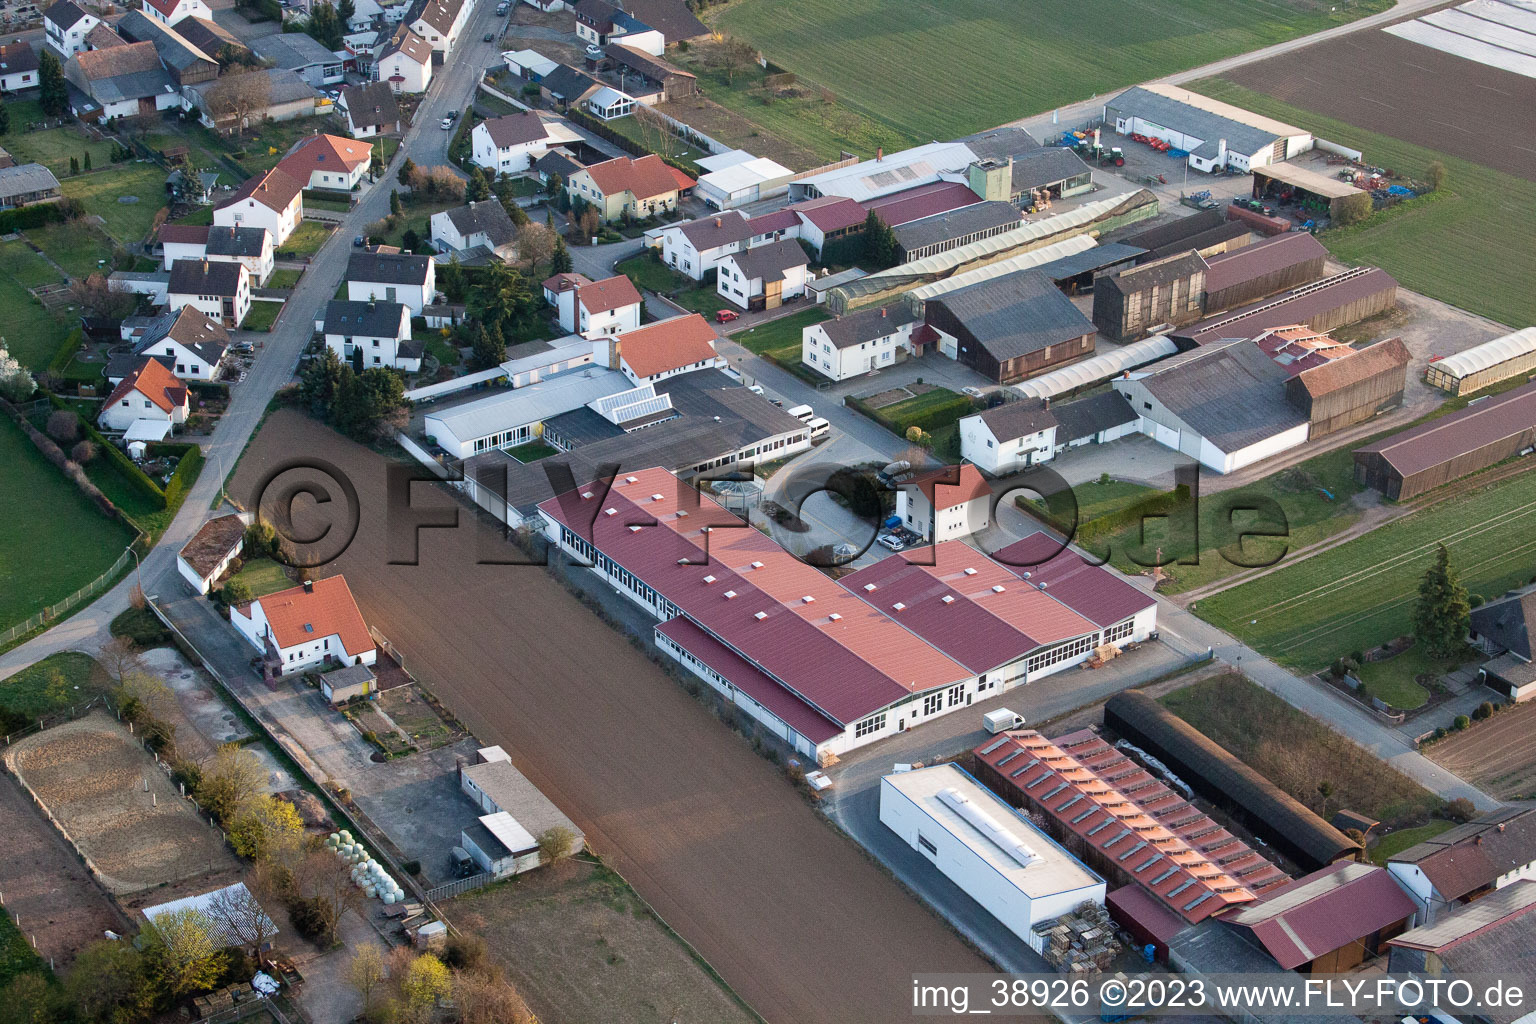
[535,62,604,112]
[573,0,704,50]
[896,463,992,541]
[131,305,231,381]
[342,0,383,31]
[608,314,723,385]
[603,42,696,102]
[922,268,1097,385]
[430,201,519,261]
[173,16,246,62]
[346,249,436,314]
[1469,584,1536,701]
[655,209,796,281]
[230,576,378,675]
[64,41,181,120]
[0,43,40,92]
[1388,810,1536,926]
[157,223,210,269]
[567,154,691,222]
[801,305,920,382]
[83,22,127,52]
[140,0,212,27]
[168,258,252,328]
[542,272,641,337]
[114,10,218,85]
[98,357,189,432]
[0,163,63,209]
[322,299,419,372]
[404,0,467,53]
[187,68,321,131]
[470,110,582,174]
[277,132,373,191]
[204,225,275,285]
[716,239,809,311]
[250,31,345,87]
[337,81,401,138]
[458,745,586,878]
[213,167,304,247]
[959,401,1060,475]
[176,513,250,595]
[45,0,100,57]
[375,23,432,93]
[1387,879,1536,1024]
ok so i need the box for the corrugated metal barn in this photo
[1202,232,1328,314]
[1091,251,1207,341]
[1286,337,1411,438]
[1353,380,1536,499]
[1119,208,1253,264]
[1178,266,1397,346]
[1425,327,1536,396]
[1104,691,1360,872]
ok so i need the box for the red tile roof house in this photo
[1386,807,1536,927]
[567,154,693,222]
[606,313,723,384]
[276,133,373,191]
[541,271,642,337]
[98,357,189,432]
[214,167,304,248]
[230,576,377,677]
[895,463,992,541]
[536,467,1157,761]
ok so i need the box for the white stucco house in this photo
[346,249,436,315]
[375,24,432,94]
[321,299,420,372]
[429,201,519,261]
[141,0,211,27]
[45,0,101,57]
[229,576,378,675]
[716,239,808,312]
[801,304,921,382]
[168,259,252,328]
[541,272,642,338]
[896,463,993,541]
[98,358,189,433]
[213,167,304,248]
[275,133,373,191]
[131,306,231,382]
[470,111,582,175]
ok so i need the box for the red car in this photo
[715,309,740,324]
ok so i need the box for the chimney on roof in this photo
[713,217,721,227]
[876,147,883,162]
[303,579,314,593]
[881,307,887,318]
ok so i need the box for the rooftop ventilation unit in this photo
[624,475,637,484]
[828,613,842,621]
[936,787,1039,869]
[750,560,763,569]
[628,525,642,532]
[753,611,768,621]
[581,491,594,499]
[604,508,616,516]
[941,595,955,604]
[893,602,906,611]
[650,493,664,501]
[801,595,815,603]
[724,590,737,599]
[702,575,716,584]
[963,567,978,576]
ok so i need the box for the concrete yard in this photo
[228,410,996,1024]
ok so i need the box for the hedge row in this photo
[1,395,121,521]
[156,442,203,510]
[1077,485,1191,545]
[0,199,84,234]
[846,391,977,436]
[565,109,701,178]
[46,328,86,378]
[47,392,169,510]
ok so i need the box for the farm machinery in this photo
[1059,129,1124,166]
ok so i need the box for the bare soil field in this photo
[229,411,994,1024]
[1427,701,1536,800]
[1226,25,1536,182]
[0,771,127,968]
[456,858,758,1024]
[4,713,240,894]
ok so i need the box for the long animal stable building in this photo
[538,469,1156,761]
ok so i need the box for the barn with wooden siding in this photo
[1104,691,1360,872]
[1353,381,1536,500]
[1177,266,1397,346]
[1119,208,1253,264]
[1202,231,1328,314]
[922,268,1096,384]
[1286,337,1411,439]
[1091,250,1207,341]
[1425,327,1536,396]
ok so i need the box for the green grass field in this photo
[0,241,62,290]
[506,441,557,462]
[1354,645,1459,710]
[1195,470,1536,671]
[731,307,830,371]
[279,221,334,258]
[616,253,694,294]
[242,300,284,332]
[1190,79,1536,329]
[0,903,47,986]
[227,557,294,599]
[1162,672,1441,825]
[3,126,117,178]
[713,0,1392,150]
[267,268,303,289]
[61,162,168,245]
[0,652,105,721]
[598,115,707,174]
[0,272,70,371]
[1370,820,1455,864]
[25,223,116,279]
[0,414,135,633]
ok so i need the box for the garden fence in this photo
[423,871,494,902]
[0,547,133,649]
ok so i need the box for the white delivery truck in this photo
[983,709,1025,734]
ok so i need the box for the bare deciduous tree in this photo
[454,968,537,1024]
[98,636,146,684]
[205,878,278,966]
[69,272,140,319]
[286,841,363,944]
[202,67,272,134]
[514,221,556,269]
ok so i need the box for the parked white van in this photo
[805,416,830,440]
[786,404,814,422]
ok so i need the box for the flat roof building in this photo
[880,763,1105,950]
[1104,84,1313,173]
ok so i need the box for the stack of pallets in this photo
[1036,901,1123,973]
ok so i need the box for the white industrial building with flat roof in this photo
[1103,84,1314,173]
[880,763,1106,947]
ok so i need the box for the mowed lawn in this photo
[0,416,136,635]
[0,270,71,371]
[3,126,117,178]
[714,0,1392,146]
[732,307,829,365]
[1189,79,1536,329]
[1195,470,1536,671]
[61,162,168,246]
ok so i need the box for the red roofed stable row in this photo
[973,728,1291,925]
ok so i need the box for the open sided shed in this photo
[1251,163,1364,220]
